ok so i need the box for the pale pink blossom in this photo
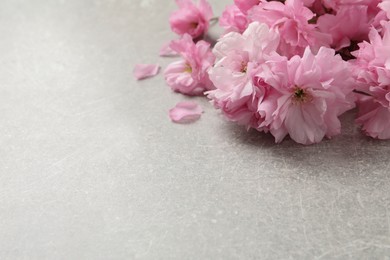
[379,0,390,19]
[212,22,280,63]
[169,101,203,123]
[377,0,390,27]
[352,22,390,139]
[356,96,390,139]
[261,47,355,144]
[164,34,215,95]
[169,0,213,39]
[133,64,160,80]
[219,4,249,34]
[249,0,332,57]
[207,22,281,130]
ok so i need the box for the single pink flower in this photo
[169,0,213,39]
[260,47,355,144]
[249,0,332,57]
[133,64,160,80]
[164,34,215,96]
[219,4,249,34]
[169,101,203,123]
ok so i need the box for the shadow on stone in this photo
[221,109,390,174]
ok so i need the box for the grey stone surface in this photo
[0,0,390,259]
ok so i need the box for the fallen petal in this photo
[133,64,160,80]
[169,101,203,123]
[159,42,178,57]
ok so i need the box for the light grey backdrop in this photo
[1,0,390,259]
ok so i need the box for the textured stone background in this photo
[0,0,390,259]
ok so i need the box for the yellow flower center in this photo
[184,63,192,73]
[292,86,312,104]
[190,22,199,29]
[241,62,248,73]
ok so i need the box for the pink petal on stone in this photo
[159,42,178,57]
[133,64,160,80]
[169,101,203,123]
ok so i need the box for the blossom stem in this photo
[353,89,372,97]
[209,17,219,26]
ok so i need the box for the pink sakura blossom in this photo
[317,4,381,50]
[164,34,215,96]
[352,22,390,139]
[207,22,280,130]
[219,4,249,34]
[355,96,390,139]
[261,47,355,144]
[356,95,390,139]
[133,64,160,80]
[169,101,203,123]
[249,0,332,57]
[169,0,213,39]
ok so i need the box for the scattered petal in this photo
[133,64,160,80]
[160,42,178,57]
[169,101,203,123]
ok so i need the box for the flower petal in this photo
[169,101,203,123]
[133,64,160,80]
[159,42,178,57]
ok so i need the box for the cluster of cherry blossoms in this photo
[134,0,390,145]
